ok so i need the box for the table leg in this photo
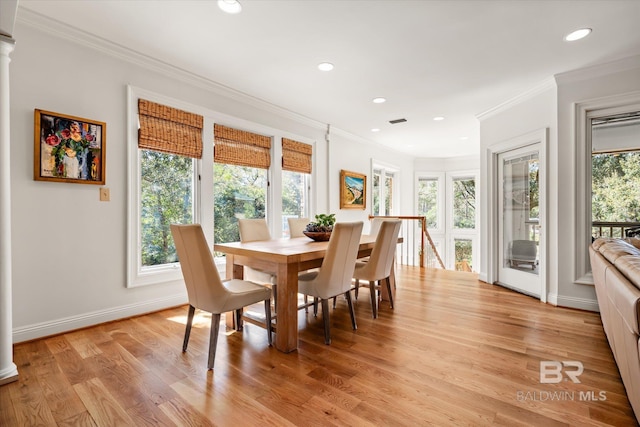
[275,262,299,352]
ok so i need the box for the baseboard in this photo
[547,293,600,312]
[12,293,188,343]
[0,364,18,385]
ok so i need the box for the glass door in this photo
[497,144,542,297]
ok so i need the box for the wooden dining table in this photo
[214,235,396,353]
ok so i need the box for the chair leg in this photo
[264,299,273,346]
[313,297,319,317]
[384,276,394,309]
[304,295,308,313]
[235,308,243,331]
[321,299,331,345]
[183,305,196,352]
[207,313,221,370]
[332,296,337,309]
[354,279,360,299]
[345,291,357,331]
[369,281,378,319]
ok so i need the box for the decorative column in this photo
[0,34,17,386]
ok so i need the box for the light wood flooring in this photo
[1,267,638,426]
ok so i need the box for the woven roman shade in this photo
[214,124,271,169]
[138,99,203,159]
[282,138,312,174]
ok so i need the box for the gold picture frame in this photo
[340,169,366,209]
[34,109,106,185]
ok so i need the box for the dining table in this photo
[214,234,397,353]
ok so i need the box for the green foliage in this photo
[592,152,640,222]
[453,178,475,229]
[305,213,336,232]
[282,171,305,216]
[214,163,267,245]
[418,179,438,229]
[140,150,193,266]
[454,239,473,271]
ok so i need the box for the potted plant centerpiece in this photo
[303,213,336,241]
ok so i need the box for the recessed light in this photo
[318,62,334,71]
[565,28,591,42]
[372,97,386,104]
[218,0,242,14]
[433,116,445,121]
[371,128,380,132]
[459,136,469,140]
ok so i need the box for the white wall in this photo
[414,156,479,172]
[479,82,558,300]
[555,57,640,310]
[9,22,414,341]
[479,56,640,311]
[328,129,414,228]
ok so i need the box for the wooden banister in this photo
[369,215,445,269]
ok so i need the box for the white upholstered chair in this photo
[238,218,278,307]
[288,217,310,238]
[297,222,363,344]
[353,220,402,318]
[171,224,272,370]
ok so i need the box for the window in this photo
[454,238,473,271]
[214,164,268,245]
[282,171,309,237]
[128,95,203,287]
[213,124,271,245]
[281,138,312,237]
[128,87,315,286]
[591,114,640,238]
[418,177,438,229]
[141,151,194,266]
[447,172,479,271]
[372,165,398,216]
[452,177,476,229]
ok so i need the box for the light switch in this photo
[100,187,110,201]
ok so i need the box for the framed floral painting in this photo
[340,169,366,209]
[34,109,106,185]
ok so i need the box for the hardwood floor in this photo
[1,267,638,426]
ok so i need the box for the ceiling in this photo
[15,0,640,158]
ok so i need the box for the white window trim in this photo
[127,86,206,287]
[371,159,400,217]
[574,91,640,284]
[446,170,480,270]
[127,85,316,287]
[415,171,445,235]
[446,170,479,233]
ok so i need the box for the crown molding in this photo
[554,54,640,86]
[476,77,557,122]
[16,8,327,132]
[329,125,396,153]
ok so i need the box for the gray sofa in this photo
[589,238,640,421]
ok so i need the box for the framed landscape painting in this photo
[34,109,106,185]
[340,169,366,209]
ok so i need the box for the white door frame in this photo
[487,128,548,302]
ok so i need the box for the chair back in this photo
[369,217,398,236]
[288,217,310,238]
[171,224,227,313]
[238,218,271,242]
[314,222,363,299]
[365,220,402,279]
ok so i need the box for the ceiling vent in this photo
[389,118,407,124]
